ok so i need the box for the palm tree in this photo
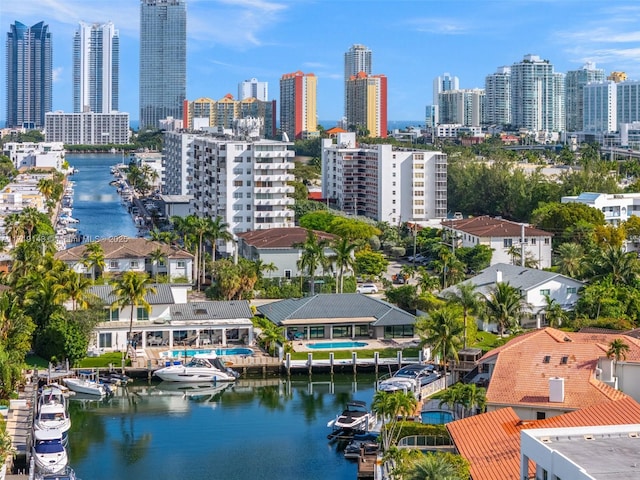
[295,230,330,296]
[60,270,92,311]
[405,453,459,480]
[555,242,586,279]
[332,237,358,293]
[18,206,41,239]
[606,339,630,366]
[205,215,232,266]
[543,294,566,328]
[416,306,463,379]
[4,213,22,247]
[589,245,640,285]
[253,259,277,283]
[444,283,483,349]
[111,272,156,355]
[484,282,526,337]
[415,267,441,293]
[459,383,486,418]
[82,242,105,281]
[371,390,417,452]
[149,247,166,283]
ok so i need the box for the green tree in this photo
[354,248,388,279]
[444,283,483,349]
[544,295,567,328]
[405,452,461,480]
[82,242,106,281]
[332,237,359,293]
[532,202,605,246]
[371,390,417,451]
[416,306,464,378]
[294,229,330,296]
[484,282,526,336]
[111,272,156,353]
[588,245,640,285]
[149,247,166,283]
[59,270,92,311]
[606,339,630,364]
[555,242,586,279]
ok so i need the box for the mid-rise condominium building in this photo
[484,66,511,126]
[162,131,197,196]
[583,81,617,133]
[616,81,640,126]
[185,134,295,252]
[438,89,485,127]
[321,133,447,224]
[279,71,317,140]
[344,44,372,115]
[238,78,268,101]
[433,73,459,125]
[510,55,564,134]
[6,21,52,129]
[45,111,129,145]
[139,0,186,130]
[565,62,605,132]
[73,21,119,114]
[345,72,388,137]
[182,96,276,138]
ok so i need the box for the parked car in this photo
[392,273,407,284]
[356,283,378,294]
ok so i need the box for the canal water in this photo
[66,153,138,242]
[68,375,378,480]
[63,153,376,479]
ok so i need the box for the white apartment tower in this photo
[616,81,640,125]
[321,133,447,224]
[433,73,459,125]
[484,66,511,126]
[344,44,372,115]
[238,78,268,101]
[438,89,485,127]
[189,135,295,252]
[73,21,119,113]
[510,55,561,134]
[583,81,617,133]
[162,131,198,196]
[565,62,605,132]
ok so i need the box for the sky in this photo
[3,0,640,124]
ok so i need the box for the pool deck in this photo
[291,338,421,353]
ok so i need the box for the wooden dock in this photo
[3,380,36,476]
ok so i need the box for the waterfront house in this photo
[54,237,194,281]
[256,293,417,341]
[236,227,338,280]
[441,263,584,331]
[475,327,640,420]
[84,283,254,353]
[441,216,553,269]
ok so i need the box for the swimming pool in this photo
[307,341,368,349]
[161,348,253,358]
[420,410,455,425]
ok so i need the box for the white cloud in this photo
[52,67,63,82]
[404,17,471,35]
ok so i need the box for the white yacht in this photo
[34,386,71,442]
[154,352,239,383]
[32,429,68,475]
[327,400,376,434]
[63,372,111,396]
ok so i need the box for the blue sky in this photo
[3,0,640,124]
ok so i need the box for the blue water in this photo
[420,410,454,425]
[68,375,378,480]
[163,348,254,358]
[307,342,368,349]
[66,153,138,243]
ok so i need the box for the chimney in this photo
[549,377,565,403]
[496,269,502,283]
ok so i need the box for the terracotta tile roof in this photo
[447,397,640,480]
[54,237,193,262]
[236,227,336,249]
[441,215,552,238]
[479,328,640,410]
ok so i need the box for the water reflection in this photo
[68,375,378,480]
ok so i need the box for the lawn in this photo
[471,331,508,352]
[25,352,131,369]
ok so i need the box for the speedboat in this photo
[63,372,111,396]
[153,352,239,382]
[32,429,68,475]
[34,465,77,480]
[34,386,71,442]
[343,432,379,459]
[377,363,440,394]
[327,400,376,434]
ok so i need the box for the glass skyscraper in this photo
[73,22,120,114]
[6,21,52,128]
[139,0,186,130]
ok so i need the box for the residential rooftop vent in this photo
[194,308,207,315]
[560,356,569,365]
[543,355,551,363]
[584,435,595,441]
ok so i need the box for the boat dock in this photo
[2,378,37,476]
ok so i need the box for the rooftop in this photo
[441,215,552,238]
[54,237,193,262]
[237,227,336,249]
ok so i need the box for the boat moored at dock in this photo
[32,429,68,475]
[153,352,240,382]
[327,400,376,437]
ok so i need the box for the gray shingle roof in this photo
[170,301,252,321]
[256,294,416,327]
[88,284,175,306]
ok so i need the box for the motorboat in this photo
[63,372,111,397]
[32,429,68,475]
[153,352,240,382]
[34,465,77,480]
[34,386,71,442]
[343,432,379,460]
[327,400,376,434]
[377,363,441,394]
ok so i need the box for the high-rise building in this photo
[345,72,387,137]
[344,44,372,115]
[484,66,511,126]
[238,78,268,101]
[565,62,605,132]
[432,73,459,124]
[73,22,119,114]
[583,81,617,133]
[6,21,52,129]
[321,133,447,224]
[616,81,640,125]
[438,89,485,127]
[279,71,317,140]
[139,0,186,130]
[45,111,130,144]
[510,54,562,133]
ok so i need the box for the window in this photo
[354,325,369,337]
[176,261,185,268]
[130,260,139,269]
[284,269,291,279]
[531,238,537,245]
[98,333,112,348]
[104,308,119,322]
[544,238,550,245]
[540,289,550,296]
[309,326,325,339]
[137,307,149,321]
[234,180,243,187]
[109,260,119,269]
[332,326,352,338]
[503,239,513,247]
[384,325,414,338]
[566,287,577,294]
[536,412,546,420]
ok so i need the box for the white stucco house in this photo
[442,263,584,331]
